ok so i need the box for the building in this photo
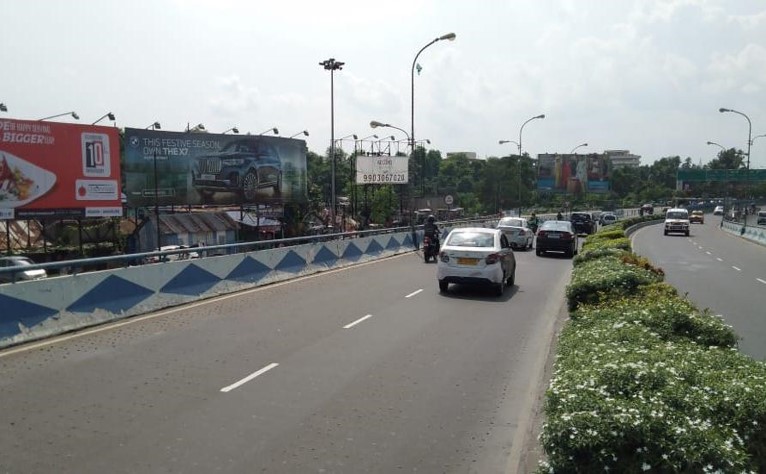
[136,212,239,253]
[604,150,641,169]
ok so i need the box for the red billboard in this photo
[0,119,122,219]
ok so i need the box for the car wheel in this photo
[685,230,690,236]
[495,277,505,296]
[242,170,259,202]
[536,248,543,256]
[664,230,668,236]
[439,280,449,292]
[506,266,516,286]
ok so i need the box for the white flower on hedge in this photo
[642,463,651,471]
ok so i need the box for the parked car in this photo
[191,138,282,202]
[757,210,766,226]
[569,212,596,235]
[689,210,704,224]
[496,217,534,250]
[0,256,47,283]
[437,227,516,296]
[536,220,579,258]
[599,212,618,226]
[713,205,724,216]
[664,208,690,236]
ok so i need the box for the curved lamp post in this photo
[146,122,161,130]
[92,112,115,125]
[706,141,726,152]
[719,108,751,170]
[411,32,456,197]
[222,127,239,134]
[570,143,588,154]
[39,111,79,121]
[290,130,309,138]
[518,114,545,156]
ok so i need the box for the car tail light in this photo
[537,230,547,238]
[485,253,501,265]
[561,232,573,241]
[439,251,449,262]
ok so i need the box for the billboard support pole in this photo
[154,152,161,250]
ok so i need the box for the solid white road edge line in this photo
[221,363,279,393]
[732,266,742,272]
[405,289,423,298]
[343,314,372,329]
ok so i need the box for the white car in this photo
[496,217,534,250]
[0,256,48,283]
[437,227,516,296]
[713,205,724,216]
[664,208,690,236]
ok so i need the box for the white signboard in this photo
[355,156,409,184]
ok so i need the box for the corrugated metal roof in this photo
[158,212,238,235]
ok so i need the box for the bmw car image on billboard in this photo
[123,128,308,208]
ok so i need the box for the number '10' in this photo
[85,141,104,167]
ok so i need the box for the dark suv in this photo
[570,212,596,235]
[192,139,282,202]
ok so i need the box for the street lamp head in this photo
[536,114,545,119]
[0,103,7,112]
[107,112,115,121]
[370,120,386,129]
[233,127,239,134]
[719,108,729,113]
[71,112,80,120]
[320,58,344,71]
[146,121,161,130]
[439,32,457,41]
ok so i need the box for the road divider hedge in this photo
[540,216,766,472]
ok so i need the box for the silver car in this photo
[496,217,534,250]
[0,256,47,283]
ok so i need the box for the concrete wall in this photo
[1,231,420,349]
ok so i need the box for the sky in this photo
[2,0,765,168]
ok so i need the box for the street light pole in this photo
[706,141,726,152]
[570,143,588,154]
[321,58,344,232]
[719,108,752,170]
[411,32,456,196]
[516,114,545,216]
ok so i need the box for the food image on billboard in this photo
[0,119,122,219]
[537,153,610,193]
[122,129,307,207]
[355,155,409,184]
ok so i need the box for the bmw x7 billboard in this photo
[123,128,308,208]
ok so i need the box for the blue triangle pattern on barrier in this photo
[385,236,400,250]
[366,239,384,255]
[274,250,307,273]
[67,275,154,314]
[161,264,221,296]
[402,233,414,247]
[0,294,57,339]
[227,257,272,283]
[312,246,338,268]
[342,242,363,261]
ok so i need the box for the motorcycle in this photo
[423,235,440,263]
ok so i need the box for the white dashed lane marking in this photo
[343,314,373,329]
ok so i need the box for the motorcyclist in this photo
[529,212,539,233]
[424,215,440,245]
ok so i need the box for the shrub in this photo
[573,247,630,267]
[566,257,663,311]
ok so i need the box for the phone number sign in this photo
[355,155,409,184]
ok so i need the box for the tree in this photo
[706,148,746,170]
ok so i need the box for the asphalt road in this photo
[0,245,573,473]
[631,215,766,360]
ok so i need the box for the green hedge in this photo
[541,216,766,472]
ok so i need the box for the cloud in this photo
[208,75,262,116]
[705,43,766,94]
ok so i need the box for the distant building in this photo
[446,152,478,160]
[604,150,641,169]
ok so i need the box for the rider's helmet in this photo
[427,215,436,223]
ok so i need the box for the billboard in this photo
[0,119,122,220]
[355,155,409,184]
[537,153,610,193]
[123,129,307,207]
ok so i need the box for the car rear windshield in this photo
[540,221,572,232]
[666,211,688,219]
[571,213,591,220]
[498,218,524,227]
[446,232,495,247]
